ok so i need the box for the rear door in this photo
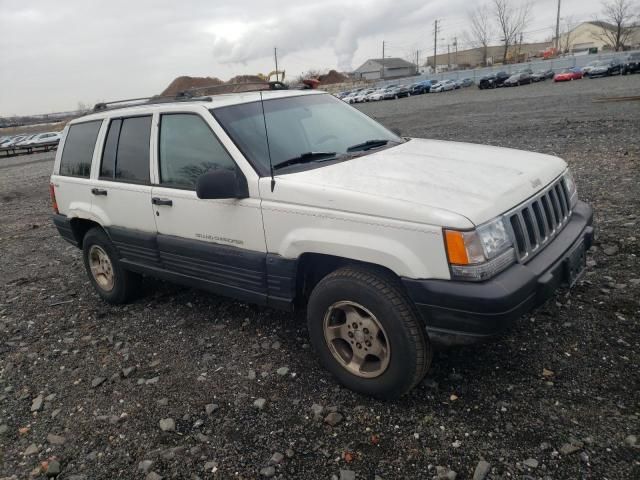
[90,114,159,267]
[150,109,267,303]
[52,120,103,220]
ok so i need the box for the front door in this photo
[150,111,268,303]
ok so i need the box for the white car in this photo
[342,92,359,104]
[1,135,27,147]
[366,89,387,101]
[352,89,375,103]
[51,87,593,399]
[15,134,39,147]
[31,131,62,145]
[431,80,456,92]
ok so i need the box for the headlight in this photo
[444,217,516,281]
[564,169,578,208]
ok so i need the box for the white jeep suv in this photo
[51,87,593,399]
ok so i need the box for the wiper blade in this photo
[272,151,338,170]
[346,139,396,152]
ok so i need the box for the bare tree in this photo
[593,0,636,51]
[493,0,532,63]
[559,16,577,54]
[467,5,493,66]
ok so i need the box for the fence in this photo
[371,49,640,88]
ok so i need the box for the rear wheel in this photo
[82,227,141,304]
[307,266,432,399]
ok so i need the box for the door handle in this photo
[91,188,107,196]
[152,197,173,206]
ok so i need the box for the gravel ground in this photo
[1,75,639,480]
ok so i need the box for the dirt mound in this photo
[227,75,265,84]
[318,70,349,84]
[161,76,224,96]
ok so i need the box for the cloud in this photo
[210,0,456,71]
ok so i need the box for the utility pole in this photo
[416,50,419,73]
[381,40,385,79]
[274,47,279,81]
[555,0,562,51]
[447,44,450,69]
[453,37,458,67]
[433,20,439,71]
[519,32,523,60]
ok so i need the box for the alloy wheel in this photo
[322,301,390,378]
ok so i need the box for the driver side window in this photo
[158,113,236,189]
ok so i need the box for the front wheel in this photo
[307,266,432,399]
[82,227,141,304]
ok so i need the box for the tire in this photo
[82,227,141,304]
[307,266,432,399]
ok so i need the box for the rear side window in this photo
[158,113,236,189]
[59,121,102,177]
[99,116,151,183]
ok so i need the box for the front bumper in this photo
[403,201,594,347]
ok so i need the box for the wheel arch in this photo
[69,217,105,247]
[294,252,400,305]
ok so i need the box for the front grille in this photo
[506,176,572,262]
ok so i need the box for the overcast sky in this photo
[1,0,603,116]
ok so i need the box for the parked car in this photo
[352,89,376,103]
[28,132,62,146]
[15,134,39,147]
[431,80,456,92]
[531,69,554,82]
[586,58,622,78]
[409,80,431,94]
[385,85,411,99]
[342,92,359,104]
[622,52,640,74]
[582,61,600,76]
[554,67,583,82]
[460,78,474,87]
[504,71,532,87]
[378,86,396,99]
[366,88,387,102]
[478,71,509,89]
[1,135,27,147]
[51,87,592,399]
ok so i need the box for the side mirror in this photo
[196,168,249,200]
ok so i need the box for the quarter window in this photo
[59,121,102,178]
[158,113,236,189]
[99,116,151,183]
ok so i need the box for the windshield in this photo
[212,93,402,175]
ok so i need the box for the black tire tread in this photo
[316,265,431,395]
[82,227,141,304]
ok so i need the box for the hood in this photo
[269,138,567,228]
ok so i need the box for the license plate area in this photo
[564,239,586,287]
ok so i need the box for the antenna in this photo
[259,91,276,192]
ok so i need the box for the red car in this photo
[554,68,583,82]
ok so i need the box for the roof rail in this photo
[179,81,289,96]
[91,81,303,113]
[92,94,213,112]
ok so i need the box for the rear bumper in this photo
[403,201,594,347]
[52,213,79,246]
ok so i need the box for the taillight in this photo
[49,183,59,214]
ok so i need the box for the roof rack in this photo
[92,81,291,112]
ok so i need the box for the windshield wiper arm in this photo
[346,139,396,152]
[272,151,338,170]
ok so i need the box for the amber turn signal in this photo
[444,230,469,265]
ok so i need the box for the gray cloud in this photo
[0,0,601,116]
